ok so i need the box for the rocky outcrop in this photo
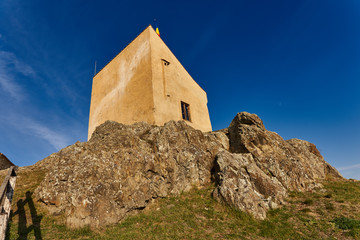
[211,112,342,219]
[0,153,15,170]
[212,151,287,220]
[227,112,342,191]
[35,121,226,228]
[34,112,342,228]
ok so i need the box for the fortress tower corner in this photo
[88,26,212,140]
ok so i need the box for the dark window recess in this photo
[181,101,191,121]
[161,59,170,66]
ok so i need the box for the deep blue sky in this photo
[0,0,359,179]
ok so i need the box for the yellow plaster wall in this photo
[88,26,212,139]
[88,28,155,139]
[149,27,212,132]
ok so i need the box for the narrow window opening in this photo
[161,59,170,66]
[181,101,191,121]
[161,59,170,97]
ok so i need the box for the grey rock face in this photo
[227,112,342,191]
[34,112,342,228]
[35,120,225,228]
[212,151,287,220]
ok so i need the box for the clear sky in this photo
[0,1,359,179]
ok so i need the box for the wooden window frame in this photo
[181,101,191,122]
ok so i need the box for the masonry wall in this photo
[0,153,14,170]
[88,28,155,139]
[88,26,212,139]
[149,28,212,132]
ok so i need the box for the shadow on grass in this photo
[6,191,43,240]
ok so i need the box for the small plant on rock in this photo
[303,199,314,205]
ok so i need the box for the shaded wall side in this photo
[149,29,212,132]
[0,153,15,170]
[88,29,155,139]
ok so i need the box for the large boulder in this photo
[35,120,226,228]
[210,112,342,219]
[212,151,287,220]
[34,112,342,227]
[227,112,342,191]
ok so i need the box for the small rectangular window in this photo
[181,101,191,121]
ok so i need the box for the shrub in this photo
[300,208,311,213]
[324,193,332,198]
[325,202,335,211]
[303,199,313,205]
[331,217,360,230]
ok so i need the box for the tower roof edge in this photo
[94,25,153,78]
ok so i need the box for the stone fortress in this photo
[33,25,344,231]
[88,25,212,139]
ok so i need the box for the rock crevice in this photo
[34,112,342,228]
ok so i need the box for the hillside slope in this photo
[31,112,341,228]
[4,167,360,239]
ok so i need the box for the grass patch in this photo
[323,180,360,204]
[332,217,360,238]
[303,199,314,205]
[325,201,335,211]
[332,217,360,230]
[2,168,360,239]
[301,208,312,213]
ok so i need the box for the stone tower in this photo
[88,25,212,139]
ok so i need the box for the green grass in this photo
[332,217,360,230]
[3,168,360,239]
[324,180,360,204]
[303,199,314,205]
[332,217,360,238]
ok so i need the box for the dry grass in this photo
[2,167,360,239]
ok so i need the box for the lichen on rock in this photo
[34,112,342,228]
[35,120,225,228]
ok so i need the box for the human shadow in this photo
[6,191,43,240]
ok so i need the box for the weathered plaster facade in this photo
[88,26,212,139]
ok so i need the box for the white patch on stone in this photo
[90,40,150,130]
